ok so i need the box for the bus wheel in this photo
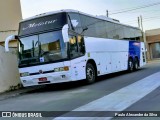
[86,63,96,84]
[128,58,134,72]
[134,58,139,70]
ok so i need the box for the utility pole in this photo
[106,10,109,17]
[138,17,140,28]
[140,15,147,58]
[138,15,144,42]
[140,15,145,43]
[140,15,144,32]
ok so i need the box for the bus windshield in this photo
[18,30,68,66]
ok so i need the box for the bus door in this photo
[69,34,86,80]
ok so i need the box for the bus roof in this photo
[21,9,140,30]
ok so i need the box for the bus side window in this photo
[77,35,85,54]
[69,35,85,58]
[69,36,79,58]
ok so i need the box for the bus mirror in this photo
[62,24,69,42]
[5,35,17,52]
[83,27,88,31]
[81,27,88,35]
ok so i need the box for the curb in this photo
[0,86,44,101]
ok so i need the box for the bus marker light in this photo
[88,53,90,57]
[64,66,69,71]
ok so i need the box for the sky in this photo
[20,0,160,31]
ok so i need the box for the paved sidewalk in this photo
[0,86,44,101]
[147,59,160,63]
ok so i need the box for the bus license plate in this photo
[39,77,47,82]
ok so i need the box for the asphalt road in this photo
[0,61,160,120]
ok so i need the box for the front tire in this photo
[86,63,96,84]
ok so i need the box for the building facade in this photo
[0,0,22,47]
[146,28,160,60]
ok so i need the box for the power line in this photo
[123,16,160,25]
[124,9,160,14]
[111,10,160,22]
[122,14,160,24]
[143,18,160,22]
[109,2,160,15]
[110,2,160,14]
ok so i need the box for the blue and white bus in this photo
[5,9,146,87]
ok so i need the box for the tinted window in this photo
[69,33,85,58]
[123,26,131,40]
[80,14,99,37]
[70,13,142,41]
[114,24,124,39]
[95,20,106,38]
[69,36,79,58]
[105,22,115,39]
[68,13,82,34]
[77,35,85,54]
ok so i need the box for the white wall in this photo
[0,46,20,93]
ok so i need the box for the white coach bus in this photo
[5,9,146,87]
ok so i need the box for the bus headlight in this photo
[54,66,69,72]
[20,72,29,77]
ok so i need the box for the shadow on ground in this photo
[26,68,146,94]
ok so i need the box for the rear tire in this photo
[134,58,139,70]
[86,63,96,84]
[128,58,134,72]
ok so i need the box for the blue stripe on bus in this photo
[129,41,141,61]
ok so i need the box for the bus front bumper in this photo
[20,72,71,87]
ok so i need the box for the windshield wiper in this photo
[20,57,38,66]
[35,40,42,58]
